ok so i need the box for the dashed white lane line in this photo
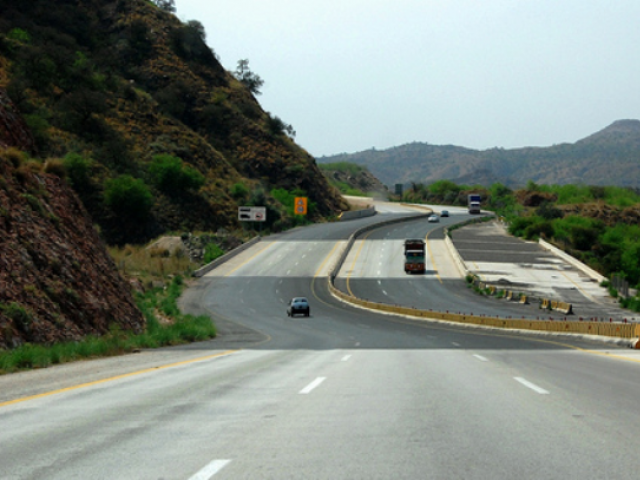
[451,342,461,347]
[299,377,326,394]
[342,355,352,362]
[473,354,489,362]
[514,377,550,395]
[188,459,231,480]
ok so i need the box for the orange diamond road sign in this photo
[294,197,307,215]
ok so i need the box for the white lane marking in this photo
[377,280,382,285]
[300,377,326,394]
[514,377,550,395]
[473,354,489,362]
[342,355,352,362]
[188,459,231,480]
[355,342,361,347]
[451,342,461,347]
[286,270,291,275]
[382,290,388,296]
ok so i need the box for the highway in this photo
[2,204,640,479]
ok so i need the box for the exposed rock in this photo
[0,90,35,153]
[0,153,145,349]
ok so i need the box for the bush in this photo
[230,182,249,199]
[43,158,66,178]
[148,154,205,194]
[203,243,224,263]
[104,175,153,220]
[63,153,93,190]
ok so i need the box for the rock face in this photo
[0,90,34,152]
[0,154,145,349]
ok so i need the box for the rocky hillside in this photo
[0,0,345,244]
[0,146,144,349]
[318,162,388,198]
[318,120,640,188]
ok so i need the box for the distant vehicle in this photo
[404,239,425,274]
[287,297,310,317]
[468,194,481,214]
[428,214,439,223]
[440,210,449,217]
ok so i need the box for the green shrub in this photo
[230,182,249,199]
[7,28,31,43]
[148,154,205,194]
[203,243,224,263]
[104,175,153,220]
[63,153,93,189]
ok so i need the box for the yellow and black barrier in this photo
[519,295,529,305]
[326,209,636,344]
[328,281,638,341]
[505,291,514,301]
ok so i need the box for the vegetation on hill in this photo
[319,161,388,198]
[318,120,640,189]
[402,181,640,302]
[0,0,345,245]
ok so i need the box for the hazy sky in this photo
[175,0,640,157]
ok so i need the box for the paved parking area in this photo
[450,221,637,321]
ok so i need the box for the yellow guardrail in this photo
[326,208,637,345]
[328,281,639,340]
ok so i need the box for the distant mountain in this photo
[317,120,640,188]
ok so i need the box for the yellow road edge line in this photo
[224,241,275,277]
[311,240,347,309]
[313,240,343,279]
[425,230,443,284]
[346,231,373,297]
[0,349,239,408]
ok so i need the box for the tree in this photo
[104,175,153,220]
[154,0,176,13]
[234,59,264,95]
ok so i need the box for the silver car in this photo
[287,297,310,317]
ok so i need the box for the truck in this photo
[404,239,426,274]
[468,193,481,214]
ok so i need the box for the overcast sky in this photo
[175,0,640,157]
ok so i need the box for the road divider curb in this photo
[328,280,639,340]
[327,212,639,345]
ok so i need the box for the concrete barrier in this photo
[192,236,261,277]
[328,280,639,340]
[519,295,529,305]
[539,238,606,283]
[339,207,376,221]
[505,290,514,301]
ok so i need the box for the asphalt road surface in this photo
[2,205,640,479]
